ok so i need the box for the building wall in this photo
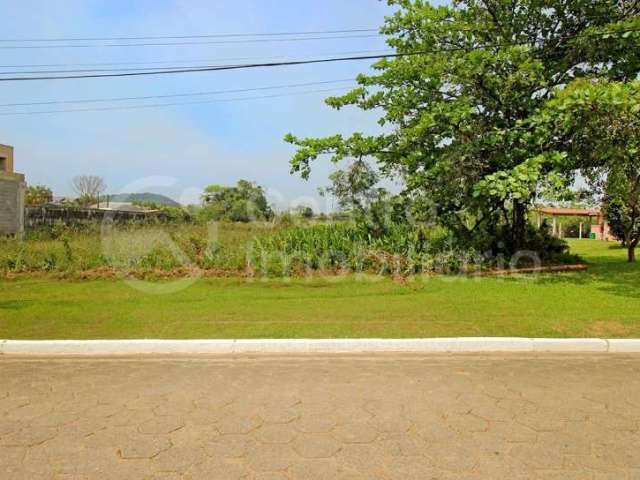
[0,144,14,174]
[0,172,25,235]
[590,222,617,241]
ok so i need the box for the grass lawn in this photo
[0,239,638,339]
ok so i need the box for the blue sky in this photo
[0,0,413,210]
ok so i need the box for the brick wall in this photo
[0,174,25,235]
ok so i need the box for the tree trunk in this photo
[629,239,638,263]
[512,201,527,251]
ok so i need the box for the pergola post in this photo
[535,208,603,240]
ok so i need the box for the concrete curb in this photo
[1,338,640,355]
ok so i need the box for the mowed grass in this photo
[0,240,638,339]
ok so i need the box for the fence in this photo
[25,205,168,229]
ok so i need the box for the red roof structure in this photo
[534,207,616,241]
[534,207,601,217]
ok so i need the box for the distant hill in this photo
[106,193,180,207]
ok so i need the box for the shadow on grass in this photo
[536,243,640,299]
[0,300,33,311]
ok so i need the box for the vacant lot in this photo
[0,240,638,339]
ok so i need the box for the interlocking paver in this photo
[383,456,440,479]
[293,415,338,433]
[2,354,640,478]
[376,432,424,457]
[292,433,342,458]
[0,426,58,447]
[332,422,379,444]
[216,415,261,435]
[204,433,254,458]
[336,442,385,470]
[287,458,346,480]
[184,458,245,480]
[138,416,185,435]
[152,445,208,473]
[246,443,296,472]
[117,435,171,459]
[253,472,289,480]
[258,406,299,424]
[255,424,297,444]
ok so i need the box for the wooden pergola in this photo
[533,207,604,239]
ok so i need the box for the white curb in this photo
[608,339,640,353]
[0,338,639,355]
[532,338,609,352]
[456,337,533,352]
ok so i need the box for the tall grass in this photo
[1,222,273,274]
[249,223,480,276]
[1,220,572,277]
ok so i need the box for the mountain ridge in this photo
[106,193,180,206]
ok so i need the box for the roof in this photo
[535,207,601,217]
[89,202,158,213]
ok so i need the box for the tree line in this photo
[286,0,640,261]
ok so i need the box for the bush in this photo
[465,221,576,267]
[248,222,480,276]
[1,218,581,277]
[199,180,274,222]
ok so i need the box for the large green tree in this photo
[535,79,640,262]
[319,159,382,213]
[199,180,273,222]
[286,0,640,249]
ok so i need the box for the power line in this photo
[0,14,631,49]
[0,53,411,81]
[0,65,219,75]
[0,50,395,74]
[1,26,637,82]
[0,12,627,44]
[0,28,379,42]
[0,33,380,50]
[0,79,356,107]
[0,87,352,116]
[0,49,393,69]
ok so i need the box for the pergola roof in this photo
[535,207,601,217]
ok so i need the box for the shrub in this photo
[248,222,479,276]
[1,219,580,277]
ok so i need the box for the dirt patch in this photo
[0,263,588,282]
[469,264,588,277]
[74,267,118,280]
[554,320,635,338]
[585,321,634,338]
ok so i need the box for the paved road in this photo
[1,354,640,479]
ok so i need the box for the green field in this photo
[0,240,638,339]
